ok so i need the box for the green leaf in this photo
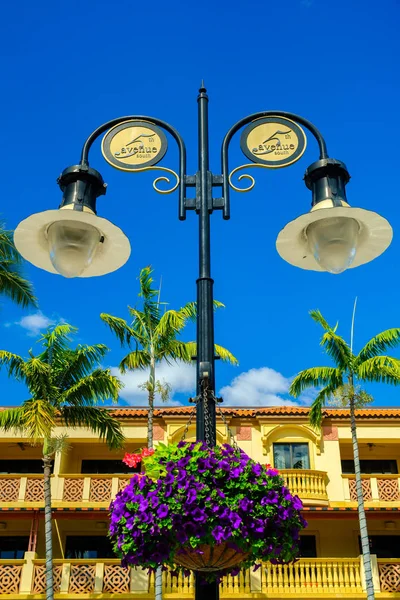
[0,225,37,308]
[61,406,125,449]
[309,310,351,370]
[356,329,400,363]
[154,309,185,338]
[309,384,339,428]
[100,314,136,346]
[60,369,123,406]
[214,344,239,365]
[290,367,343,398]
[120,350,151,373]
[357,355,400,385]
[0,350,25,380]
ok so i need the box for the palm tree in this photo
[289,310,400,600]
[101,266,238,447]
[0,224,37,308]
[0,324,124,600]
[101,266,238,599]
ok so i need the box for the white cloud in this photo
[219,366,315,407]
[16,312,55,336]
[112,360,196,406]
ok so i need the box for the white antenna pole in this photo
[350,297,358,354]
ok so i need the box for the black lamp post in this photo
[14,85,393,600]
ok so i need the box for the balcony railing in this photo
[280,469,328,502]
[0,474,131,505]
[0,471,328,506]
[0,560,25,595]
[343,474,400,502]
[1,555,375,597]
[378,559,400,593]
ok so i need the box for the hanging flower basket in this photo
[109,441,307,580]
[174,542,249,572]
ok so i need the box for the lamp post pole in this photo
[13,86,394,600]
[195,85,218,598]
[196,84,217,448]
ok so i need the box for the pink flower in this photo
[141,448,155,458]
[123,453,142,468]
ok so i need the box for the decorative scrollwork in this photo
[133,166,180,194]
[228,163,272,193]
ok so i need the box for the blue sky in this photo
[0,0,399,408]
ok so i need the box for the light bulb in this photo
[47,220,101,278]
[306,216,360,274]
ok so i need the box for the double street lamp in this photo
[14,85,392,599]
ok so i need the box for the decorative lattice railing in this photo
[0,561,24,594]
[344,475,400,502]
[378,559,400,592]
[0,475,44,503]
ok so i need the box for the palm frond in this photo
[179,302,197,322]
[309,309,336,332]
[309,384,337,428]
[138,266,161,329]
[0,264,38,308]
[357,355,400,386]
[178,300,225,323]
[23,357,56,401]
[214,344,238,365]
[290,366,343,398]
[0,227,21,262]
[154,309,185,338]
[127,307,150,343]
[15,399,55,441]
[138,266,158,300]
[100,313,136,346]
[320,331,352,370]
[56,344,110,388]
[61,406,125,449]
[39,324,76,366]
[157,340,193,363]
[120,350,151,373]
[0,407,26,433]
[309,310,351,369]
[356,329,400,363]
[0,350,25,380]
[60,369,123,406]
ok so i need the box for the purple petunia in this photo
[109,440,306,580]
[157,504,169,519]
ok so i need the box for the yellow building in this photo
[1,405,400,599]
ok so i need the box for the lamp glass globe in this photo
[47,220,101,278]
[306,216,360,274]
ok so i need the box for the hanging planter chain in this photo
[185,387,239,450]
[181,397,199,442]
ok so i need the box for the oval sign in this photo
[102,121,168,171]
[240,116,307,168]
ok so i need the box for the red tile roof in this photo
[106,406,400,419]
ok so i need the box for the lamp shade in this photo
[14,206,131,277]
[276,200,393,272]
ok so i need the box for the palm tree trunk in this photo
[350,396,375,600]
[43,451,54,600]
[148,354,162,600]
[148,356,155,451]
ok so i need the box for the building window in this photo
[359,535,400,558]
[0,536,29,559]
[65,536,115,559]
[342,459,398,475]
[0,460,52,474]
[80,459,139,474]
[299,535,317,557]
[273,443,310,469]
